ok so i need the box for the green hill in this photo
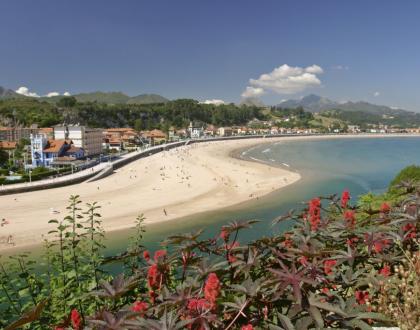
[72,91,130,104]
[127,94,168,104]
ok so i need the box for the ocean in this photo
[103,136,420,256]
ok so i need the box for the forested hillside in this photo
[0,97,266,129]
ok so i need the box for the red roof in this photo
[0,141,17,149]
[43,139,71,153]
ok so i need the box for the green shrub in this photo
[389,165,420,192]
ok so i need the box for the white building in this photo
[188,122,204,139]
[218,127,233,137]
[54,125,103,156]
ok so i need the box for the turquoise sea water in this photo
[103,136,420,256]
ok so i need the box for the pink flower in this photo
[323,259,337,275]
[71,309,81,330]
[341,190,350,208]
[204,273,220,308]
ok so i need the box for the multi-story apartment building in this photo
[0,125,39,142]
[54,125,103,156]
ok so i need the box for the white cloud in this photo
[46,92,60,97]
[332,65,349,71]
[201,99,226,105]
[242,64,324,97]
[15,86,72,98]
[15,86,40,98]
[241,86,265,98]
[305,65,324,74]
[373,91,380,97]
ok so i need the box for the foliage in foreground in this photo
[0,184,419,329]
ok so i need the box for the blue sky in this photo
[1,0,420,110]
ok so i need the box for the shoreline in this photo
[0,138,301,252]
[1,133,419,253]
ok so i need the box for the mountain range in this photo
[0,86,23,99]
[278,94,410,115]
[0,86,169,105]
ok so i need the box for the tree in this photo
[57,96,77,108]
[0,149,8,166]
[134,118,143,131]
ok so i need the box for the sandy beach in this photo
[0,138,301,251]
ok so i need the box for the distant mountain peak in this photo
[276,94,410,115]
[0,86,23,99]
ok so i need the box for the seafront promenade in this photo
[0,134,287,195]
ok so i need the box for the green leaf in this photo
[277,313,295,330]
[309,306,324,328]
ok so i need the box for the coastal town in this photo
[1,1,420,329]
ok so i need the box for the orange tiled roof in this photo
[39,127,53,134]
[106,128,136,133]
[43,139,69,153]
[0,141,17,149]
[142,129,166,138]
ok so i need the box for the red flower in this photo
[149,290,158,304]
[143,250,150,262]
[71,309,81,330]
[153,250,167,262]
[344,210,356,228]
[379,265,391,277]
[402,223,417,239]
[187,298,210,312]
[147,264,163,290]
[226,241,239,263]
[323,259,337,275]
[346,236,359,247]
[355,290,369,305]
[321,287,330,295]
[380,202,390,213]
[241,325,254,330]
[308,198,321,231]
[373,239,390,253]
[341,190,350,208]
[220,227,229,241]
[132,301,148,314]
[204,273,220,308]
[298,256,308,266]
